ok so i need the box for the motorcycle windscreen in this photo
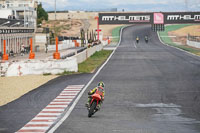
[92,94,101,100]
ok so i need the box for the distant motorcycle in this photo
[136,36,139,44]
[87,89,103,117]
[145,39,148,43]
[145,36,148,43]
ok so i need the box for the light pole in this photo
[55,0,57,20]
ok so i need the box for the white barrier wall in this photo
[48,41,75,51]
[96,44,103,52]
[1,43,105,77]
[87,46,96,57]
[187,40,200,49]
[75,44,103,64]
[75,50,87,64]
[4,57,78,77]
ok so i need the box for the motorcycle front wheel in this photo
[88,101,97,117]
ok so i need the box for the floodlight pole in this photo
[55,0,57,20]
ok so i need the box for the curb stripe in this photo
[25,124,50,127]
[16,85,84,133]
[17,129,45,132]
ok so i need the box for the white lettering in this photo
[167,15,179,20]
[194,15,200,20]
[102,15,150,21]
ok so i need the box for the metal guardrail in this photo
[188,34,200,42]
[60,47,87,59]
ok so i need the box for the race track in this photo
[0,25,200,133]
[54,25,200,133]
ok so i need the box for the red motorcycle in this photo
[87,88,103,117]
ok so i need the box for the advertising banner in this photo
[164,12,200,24]
[154,13,164,24]
[99,13,153,25]
[99,12,200,25]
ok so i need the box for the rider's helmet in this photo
[97,81,105,89]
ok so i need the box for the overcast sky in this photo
[39,0,200,12]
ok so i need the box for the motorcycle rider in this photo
[145,35,148,43]
[136,36,139,43]
[85,81,105,110]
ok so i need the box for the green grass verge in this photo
[158,24,200,55]
[78,50,113,73]
[112,26,125,43]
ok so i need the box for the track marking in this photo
[47,26,127,133]
[16,85,84,133]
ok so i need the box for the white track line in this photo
[46,105,68,108]
[38,113,61,116]
[28,121,54,124]
[47,26,127,133]
[21,127,49,130]
[33,117,58,120]
[42,109,65,112]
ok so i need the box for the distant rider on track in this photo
[145,35,148,43]
[136,36,139,43]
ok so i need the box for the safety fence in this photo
[188,34,200,42]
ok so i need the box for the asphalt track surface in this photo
[55,25,200,133]
[0,25,200,133]
[0,74,93,133]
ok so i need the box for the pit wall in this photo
[0,43,104,77]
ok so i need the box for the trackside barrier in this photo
[187,40,200,49]
[4,57,78,77]
[47,41,76,51]
[75,44,103,64]
[0,43,104,77]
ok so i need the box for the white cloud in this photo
[39,0,199,11]
[40,0,70,10]
[105,0,184,6]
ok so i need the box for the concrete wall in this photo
[35,33,46,52]
[0,43,105,77]
[48,41,75,51]
[48,12,98,20]
[75,44,103,64]
[3,57,78,77]
[187,40,200,49]
[75,50,87,64]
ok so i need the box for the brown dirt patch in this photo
[170,25,200,36]
[0,75,57,106]
[169,25,200,45]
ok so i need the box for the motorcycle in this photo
[87,89,103,117]
[145,39,148,43]
[145,36,148,43]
